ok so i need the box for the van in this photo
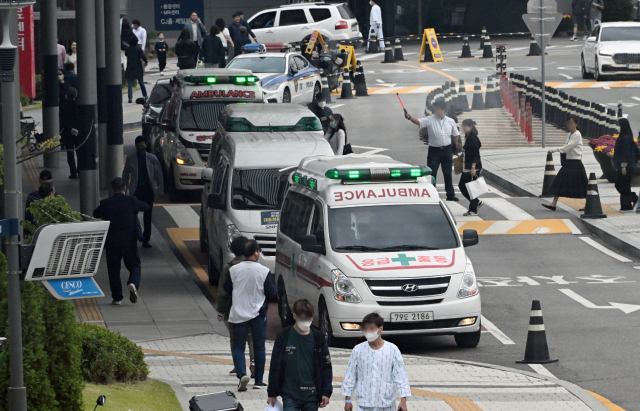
[200,104,334,284]
[158,69,264,201]
[275,155,482,347]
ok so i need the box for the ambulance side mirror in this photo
[162,120,175,132]
[301,235,323,254]
[462,229,478,247]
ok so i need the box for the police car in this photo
[226,44,321,104]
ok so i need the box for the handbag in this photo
[560,152,567,166]
[465,176,489,200]
[454,153,464,175]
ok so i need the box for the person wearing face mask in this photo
[366,0,384,53]
[307,93,333,134]
[325,114,347,155]
[121,135,164,248]
[341,313,411,411]
[267,299,333,411]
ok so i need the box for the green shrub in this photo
[78,323,148,384]
[21,195,81,241]
[20,91,29,107]
[603,0,634,21]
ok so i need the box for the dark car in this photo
[137,79,173,148]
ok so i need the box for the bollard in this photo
[482,35,494,58]
[320,73,333,103]
[382,39,396,63]
[471,77,485,110]
[581,173,607,219]
[458,80,470,112]
[607,108,617,134]
[516,300,558,364]
[353,62,368,97]
[526,35,542,56]
[338,68,356,99]
[618,99,623,118]
[520,95,526,131]
[394,37,406,61]
[367,28,379,53]
[526,103,533,144]
[459,36,473,58]
[478,26,487,50]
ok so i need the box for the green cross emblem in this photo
[391,253,416,266]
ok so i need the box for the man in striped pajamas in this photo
[341,313,411,411]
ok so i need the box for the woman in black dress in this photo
[612,118,640,210]
[175,28,199,70]
[458,119,483,216]
[542,115,588,211]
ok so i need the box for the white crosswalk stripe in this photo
[480,198,535,220]
[164,205,200,228]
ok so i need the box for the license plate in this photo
[628,64,640,69]
[390,311,433,322]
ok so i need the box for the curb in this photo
[154,377,191,411]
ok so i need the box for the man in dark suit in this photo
[93,178,150,305]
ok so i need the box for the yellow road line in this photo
[125,128,142,134]
[167,227,217,297]
[458,219,572,235]
[587,391,626,411]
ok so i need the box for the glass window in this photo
[337,5,355,19]
[279,194,296,238]
[294,56,309,70]
[222,116,321,132]
[279,9,308,26]
[309,8,332,22]
[149,83,173,105]
[179,101,228,131]
[309,201,325,246]
[227,56,286,73]
[161,92,180,122]
[250,11,277,29]
[211,158,228,194]
[600,27,640,42]
[231,168,290,211]
[328,204,459,252]
[280,191,315,242]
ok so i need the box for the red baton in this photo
[397,93,407,115]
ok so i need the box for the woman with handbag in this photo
[458,119,483,216]
[175,28,199,70]
[542,115,588,211]
[612,118,640,210]
[325,114,352,155]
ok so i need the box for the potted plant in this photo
[588,135,618,182]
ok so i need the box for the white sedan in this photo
[582,22,640,81]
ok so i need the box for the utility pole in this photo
[41,0,59,168]
[104,0,124,187]
[95,0,107,189]
[76,0,98,213]
[540,0,546,148]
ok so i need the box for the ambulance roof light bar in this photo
[181,75,258,85]
[324,166,432,182]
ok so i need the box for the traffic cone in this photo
[485,77,499,108]
[320,73,332,103]
[367,28,379,53]
[540,153,556,197]
[526,35,541,56]
[458,80,470,112]
[382,39,396,63]
[478,26,486,50]
[338,68,356,99]
[617,100,623,118]
[450,81,461,115]
[516,300,558,364]
[354,62,368,97]
[471,77,485,110]
[393,38,406,61]
[459,36,473,58]
[481,35,493,58]
[581,173,606,219]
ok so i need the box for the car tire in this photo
[283,88,291,103]
[168,166,182,202]
[199,210,208,253]
[594,57,605,81]
[454,326,481,348]
[208,251,220,285]
[319,301,342,347]
[312,82,321,102]
[277,280,295,328]
[581,55,593,79]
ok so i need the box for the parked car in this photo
[137,79,172,147]
[582,22,640,81]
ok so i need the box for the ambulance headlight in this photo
[457,260,478,299]
[331,268,362,303]
[173,141,195,166]
[263,84,280,91]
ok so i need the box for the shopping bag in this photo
[265,399,283,411]
[453,153,464,175]
[465,176,489,200]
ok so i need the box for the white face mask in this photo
[370,1,373,5]
[317,101,326,108]
[296,320,312,332]
[363,329,379,342]
[58,74,64,81]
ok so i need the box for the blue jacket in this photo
[122,151,164,196]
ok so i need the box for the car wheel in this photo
[581,55,593,79]
[168,166,182,202]
[199,210,208,253]
[277,281,294,328]
[283,88,291,103]
[312,82,321,102]
[454,326,481,348]
[319,301,342,347]
[208,251,220,285]
[594,57,604,81]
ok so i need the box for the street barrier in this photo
[471,77,485,110]
[354,62,368,97]
[526,35,542,56]
[338,68,356,100]
[393,38,406,61]
[320,73,332,103]
[382,39,396,63]
[517,300,558,364]
[481,35,494,58]
[540,153,556,196]
[581,173,607,219]
[458,80,470,112]
[478,26,487,50]
[459,36,473,58]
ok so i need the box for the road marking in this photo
[517,276,541,285]
[481,315,515,345]
[561,218,582,234]
[408,85,439,93]
[374,79,397,87]
[558,73,573,80]
[559,289,640,314]
[329,104,344,109]
[447,201,482,221]
[529,364,556,379]
[587,390,627,411]
[163,205,200,228]
[351,145,388,155]
[480,198,535,220]
[371,86,405,94]
[457,219,573,235]
[632,97,640,102]
[554,81,582,88]
[355,53,383,61]
[166,228,216,297]
[578,237,632,262]
[419,63,458,81]
[590,81,616,88]
[482,220,521,234]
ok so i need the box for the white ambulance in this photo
[275,155,482,347]
[158,69,265,201]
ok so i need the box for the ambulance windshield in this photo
[180,101,228,131]
[328,204,458,252]
[232,168,289,210]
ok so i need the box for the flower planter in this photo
[593,150,617,182]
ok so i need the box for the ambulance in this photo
[275,155,482,347]
[158,69,265,200]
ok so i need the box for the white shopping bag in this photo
[466,176,489,200]
[265,399,283,411]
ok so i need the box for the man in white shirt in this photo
[224,239,277,392]
[183,12,207,47]
[405,100,461,201]
[132,19,147,50]
[342,313,411,411]
[367,0,384,52]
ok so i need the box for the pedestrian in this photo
[341,313,411,411]
[234,26,252,56]
[237,11,258,43]
[155,33,168,75]
[326,114,346,155]
[589,0,604,29]
[612,118,640,211]
[200,26,226,68]
[132,19,147,50]
[122,135,164,248]
[223,239,276,392]
[59,86,79,179]
[65,41,77,73]
[267,299,333,411]
[405,99,461,201]
[58,69,67,101]
[183,12,207,48]
[216,18,233,65]
[229,11,257,44]
[121,18,137,70]
[458,119,483,217]
[38,183,56,199]
[571,0,587,41]
[25,170,54,223]
[64,62,78,90]
[307,92,333,134]
[366,0,384,52]
[217,236,255,378]
[125,36,148,104]
[93,178,150,305]
[175,28,199,70]
[542,115,589,211]
[57,39,66,70]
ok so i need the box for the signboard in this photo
[261,211,280,227]
[527,0,557,14]
[18,6,35,99]
[0,219,19,237]
[496,44,507,73]
[522,13,563,50]
[154,0,204,32]
[42,277,105,300]
[419,29,443,63]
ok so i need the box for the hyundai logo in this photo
[401,284,419,292]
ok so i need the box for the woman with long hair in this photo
[175,28,199,69]
[325,113,347,155]
[216,18,233,65]
[542,115,588,210]
[66,42,77,73]
[613,118,640,210]
[458,119,483,216]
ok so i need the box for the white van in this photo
[200,104,334,284]
[275,155,482,347]
[158,69,264,200]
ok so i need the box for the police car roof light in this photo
[242,43,293,54]
[324,166,432,181]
